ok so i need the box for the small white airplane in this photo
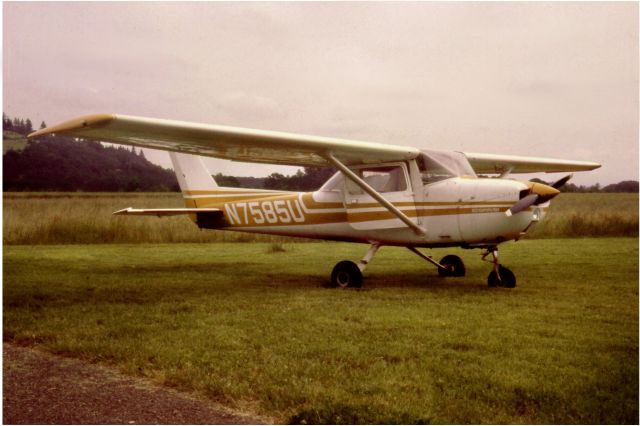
[29,114,600,288]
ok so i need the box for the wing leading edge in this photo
[463,152,601,174]
[29,113,601,173]
[28,113,419,167]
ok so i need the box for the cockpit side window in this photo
[419,155,455,184]
[419,149,477,185]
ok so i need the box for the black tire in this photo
[438,255,466,277]
[330,260,363,288]
[487,266,516,288]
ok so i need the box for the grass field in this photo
[4,239,638,424]
[2,192,293,245]
[3,192,638,244]
[527,192,639,238]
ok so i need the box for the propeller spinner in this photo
[505,174,572,217]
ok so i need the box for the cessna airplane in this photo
[29,114,600,289]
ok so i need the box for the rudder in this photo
[170,152,218,193]
[169,152,219,209]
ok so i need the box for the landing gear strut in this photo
[330,243,380,288]
[482,246,516,288]
[330,244,515,288]
[407,247,466,277]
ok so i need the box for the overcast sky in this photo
[4,2,638,185]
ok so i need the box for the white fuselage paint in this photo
[189,177,546,248]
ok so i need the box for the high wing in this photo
[463,152,601,174]
[29,113,601,173]
[28,113,419,167]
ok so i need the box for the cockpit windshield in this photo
[419,149,476,184]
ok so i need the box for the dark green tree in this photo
[213,173,241,187]
[3,113,12,131]
[602,180,639,192]
[25,118,33,134]
[264,172,288,190]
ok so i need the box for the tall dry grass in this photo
[2,192,293,244]
[3,192,638,244]
[527,193,638,238]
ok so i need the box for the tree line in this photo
[4,114,179,192]
[3,114,637,193]
[214,168,336,191]
[4,137,180,192]
[3,113,46,136]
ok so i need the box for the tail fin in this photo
[170,152,219,209]
[169,152,218,193]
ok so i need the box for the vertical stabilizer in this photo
[169,152,218,193]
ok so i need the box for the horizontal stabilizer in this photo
[113,207,221,217]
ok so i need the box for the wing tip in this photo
[28,113,116,139]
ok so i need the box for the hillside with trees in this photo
[3,114,179,192]
[4,137,180,192]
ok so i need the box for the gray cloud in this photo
[4,1,637,184]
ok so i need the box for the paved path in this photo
[3,344,265,424]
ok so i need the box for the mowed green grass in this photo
[4,239,638,424]
[3,192,638,244]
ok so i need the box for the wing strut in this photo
[324,153,426,236]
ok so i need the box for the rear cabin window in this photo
[346,165,407,195]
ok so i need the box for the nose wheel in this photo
[482,246,516,288]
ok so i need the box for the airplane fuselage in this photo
[184,177,546,248]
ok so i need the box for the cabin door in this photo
[343,163,418,231]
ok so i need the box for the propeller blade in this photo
[505,193,539,217]
[551,174,573,189]
[506,181,561,216]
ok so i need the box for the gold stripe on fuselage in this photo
[180,189,538,228]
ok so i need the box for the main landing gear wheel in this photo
[437,255,466,277]
[488,265,516,288]
[330,260,363,288]
[329,244,379,289]
[406,247,465,279]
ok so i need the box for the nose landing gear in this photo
[482,246,516,288]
